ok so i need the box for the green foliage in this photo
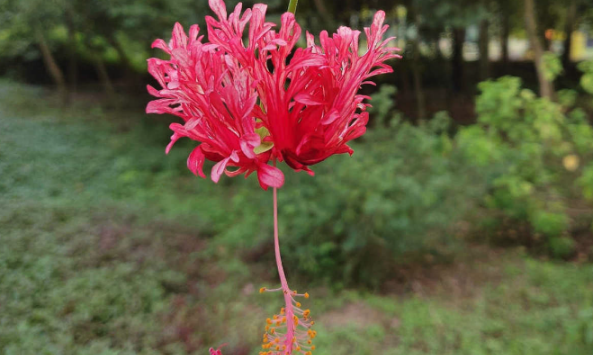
[541,52,563,82]
[456,76,593,253]
[531,211,569,238]
[548,236,576,259]
[580,163,593,202]
[578,60,593,95]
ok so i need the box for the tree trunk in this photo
[524,0,555,100]
[561,0,577,69]
[500,11,510,72]
[94,56,116,103]
[107,35,137,88]
[479,19,490,81]
[84,37,117,104]
[411,37,426,120]
[35,29,69,106]
[313,0,335,29]
[452,27,466,92]
[65,14,77,95]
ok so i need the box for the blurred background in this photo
[1,0,593,354]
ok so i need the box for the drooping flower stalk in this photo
[258,187,316,355]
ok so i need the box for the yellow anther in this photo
[304,292,309,299]
[276,321,281,326]
[274,338,279,344]
[260,287,266,294]
[265,325,270,331]
[266,318,272,325]
[273,315,278,320]
[303,310,310,317]
[282,345,286,350]
[310,321,315,325]
[270,328,275,334]
[296,302,301,307]
[280,308,285,314]
[305,352,312,355]
[311,345,316,350]
[282,317,287,323]
[307,340,312,345]
[276,346,280,351]
[293,290,297,295]
[296,347,301,351]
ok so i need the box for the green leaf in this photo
[254,126,274,154]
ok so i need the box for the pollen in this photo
[266,318,272,325]
[260,287,266,293]
[303,309,310,317]
[296,347,301,351]
[311,346,316,350]
[304,292,309,299]
[280,308,285,314]
[296,302,301,307]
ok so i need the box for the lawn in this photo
[1,83,592,355]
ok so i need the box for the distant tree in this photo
[524,0,555,100]
[0,0,70,105]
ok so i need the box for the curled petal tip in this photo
[209,0,227,18]
[257,163,284,190]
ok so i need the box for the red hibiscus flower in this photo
[147,0,399,189]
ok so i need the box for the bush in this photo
[456,76,593,256]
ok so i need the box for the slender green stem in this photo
[287,0,299,14]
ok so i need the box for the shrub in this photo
[456,76,593,255]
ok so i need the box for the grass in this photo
[1,82,593,355]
